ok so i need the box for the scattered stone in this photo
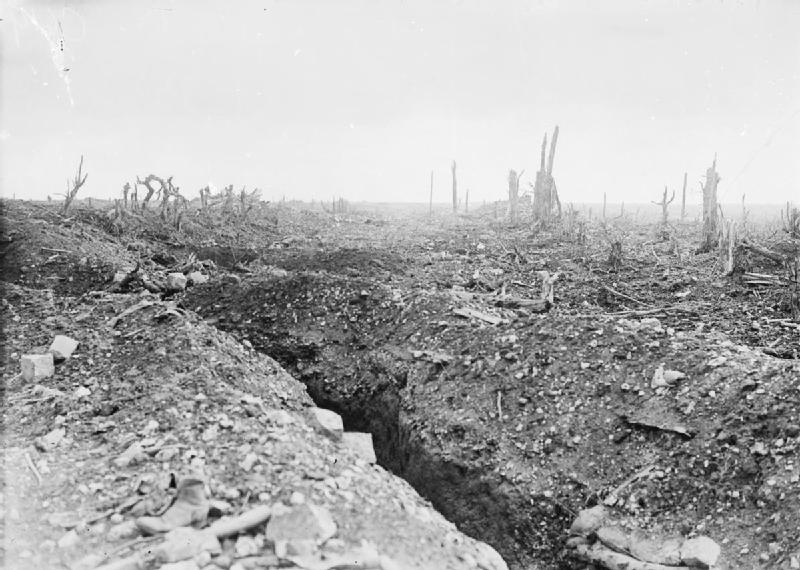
[234,535,259,557]
[651,364,686,388]
[154,527,220,563]
[680,536,721,569]
[569,505,606,537]
[186,271,209,286]
[114,442,147,467]
[21,353,55,382]
[289,491,306,505]
[73,386,92,399]
[48,335,79,361]
[309,408,344,439]
[166,273,188,292]
[107,520,140,541]
[341,432,377,464]
[35,427,66,452]
[265,503,337,544]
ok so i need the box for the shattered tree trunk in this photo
[719,219,737,275]
[652,186,675,224]
[465,188,469,213]
[680,172,687,221]
[508,170,522,224]
[602,192,607,222]
[451,161,457,214]
[700,157,721,251]
[532,126,560,224]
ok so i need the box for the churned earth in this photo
[2,198,799,569]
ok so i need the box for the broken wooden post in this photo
[652,186,675,224]
[532,126,561,223]
[451,160,458,214]
[62,155,88,214]
[429,170,434,219]
[680,172,687,221]
[700,156,721,251]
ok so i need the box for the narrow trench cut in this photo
[256,352,568,570]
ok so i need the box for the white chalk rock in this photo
[342,432,377,464]
[49,335,79,361]
[186,271,208,286]
[21,353,55,382]
[680,536,721,569]
[265,503,337,544]
[166,272,188,292]
[569,505,606,537]
[310,408,344,438]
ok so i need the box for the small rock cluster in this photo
[20,334,79,381]
[566,505,722,569]
[86,484,400,570]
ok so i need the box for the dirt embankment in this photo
[0,202,511,570]
[4,199,800,569]
[186,239,800,570]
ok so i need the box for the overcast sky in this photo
[2,0,798,204]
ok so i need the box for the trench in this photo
[301,374,569,570]
[186,270,575,569]
[222,335,573,570]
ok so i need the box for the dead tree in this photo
[200,185,210,210]
[700,156,721,252]
[465,188,470,213]
[652,186,675,224]
[122,182,131,209]
[719,219,738,275]
[680,172,687,221]
[136,174,166,211]
[62,155,88,214]
[532,126,561,223]
[508,169,524,224]
[602,192,607,222]
[451,161,458,214]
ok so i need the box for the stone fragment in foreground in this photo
[166,272,188,292]
[569,505,606,537]
[21,353,55,381]
[186,271,209,286]
[680,536,721,569]
[153,527,220,563]
[342,432,377,464]
[265,503,337,544]
[49,335,79,361]
[310,407,344,438]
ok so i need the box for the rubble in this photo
[342,432,377,464]
[48,334,79,361]
[20,353,55,381]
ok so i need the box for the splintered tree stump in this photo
[508,169,522,224]
[608,240,623,271]
[532,126,560,223]
[700,157,721,251]
[720,219,738,275]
